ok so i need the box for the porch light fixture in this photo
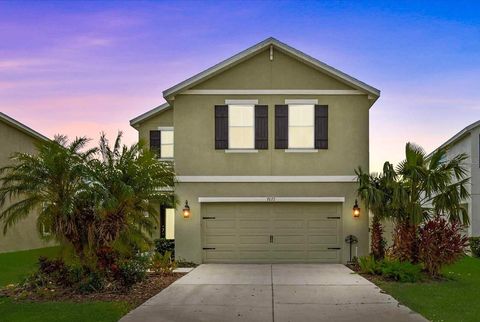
[353,199,360,218]
[182,200,191,219]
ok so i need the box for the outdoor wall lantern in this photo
[353,199,360,218]
[182,200,191,219]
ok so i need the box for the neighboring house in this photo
[130,37,380,264]
[429,120,480,237]
[0,112,53,253]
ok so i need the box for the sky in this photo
[1,1,479,172]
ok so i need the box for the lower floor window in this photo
[160,207,175,239]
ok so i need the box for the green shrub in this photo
[76,270,105,294]
[116,256,148,288]
[150,251,177,274]
[380,260,422,282]
[358,255,381,275]
[176,259,198,268]
[469,237,480,257]
[154,239,175,258]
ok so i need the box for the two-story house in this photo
[0,112,53,253]
[130,38,380,264]
[429,120,480,237]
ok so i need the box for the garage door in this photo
[202,203,342,263]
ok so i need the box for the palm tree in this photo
[0,133,176,268]
[355,162,396,260]
[93,132,175,257]
[0,136,98,260]
[391,142,469,262]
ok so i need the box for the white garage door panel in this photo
[203,202,342,263]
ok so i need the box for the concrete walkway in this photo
[120,264,427,322]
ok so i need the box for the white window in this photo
[228,105,254,149]
[288,104,314,149]
[160,129,174,159]
[165,208,175,239]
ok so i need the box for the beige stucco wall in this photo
[137,108,174,144]
[0,121,53,253]
[193,49,353,90]
[135,46,374,263]
[173,94,369,176]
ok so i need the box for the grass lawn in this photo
[0,298,130,322]
[0,247,60,286]
[377,256,480,322]
[0,247,131,322]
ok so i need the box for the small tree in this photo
[0,136,97,261]
[0,133,175,269]
[355,162,396,260]
[391,143,469,262]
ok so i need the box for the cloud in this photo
[0,59,51,70]
[71,35,113,48]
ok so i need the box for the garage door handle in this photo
[202,247,216,250]
[327,216,340,219]
[328,247,341,250]
[202,217,216,219]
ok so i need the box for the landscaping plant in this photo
[358,255,381,275]
[391,143,469,263]
[116,255,149,289]
[0,133,175,290]
[379,259,422,283]
[470,237,480,257]
[154,238,175,258]
[418,216,468,277]
[356,142,470,275]
[150,251,177,274]
[355,162,396,260]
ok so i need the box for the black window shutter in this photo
[275,105,288,149]
[255,105,268,149]
[150,130,161,157]
[215,105,228,149]
[315,105,328,149]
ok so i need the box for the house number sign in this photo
[266,197,276,202]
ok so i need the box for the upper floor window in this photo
[161,129,174,158]
[228,105,255,149]
[150,127,174,159]
[288,104,314,149]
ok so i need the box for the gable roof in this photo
[129,103,171,127]
[163,37,380,100]
[0,112,49,142]
[130,37,381,128]
[428,119,480,156]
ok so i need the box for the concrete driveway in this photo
[120,264,427,322]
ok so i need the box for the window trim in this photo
[157,126,174,160]
[285,149,318,153]
[227,104,255,150]
[287,104,315,149]
[224,149,258,153]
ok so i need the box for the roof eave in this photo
[129,103,171,128]
[427,120,480,157]
[162,37,381,100]
[0,112,49,142]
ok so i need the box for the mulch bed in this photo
[1,272,185,308]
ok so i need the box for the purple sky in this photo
[1,1,479,172]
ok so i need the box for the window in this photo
[288,104,314,149]
[160,129,174,159]
[228,105,254,149]
[165,208,175,239]
[160,207,175,239]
